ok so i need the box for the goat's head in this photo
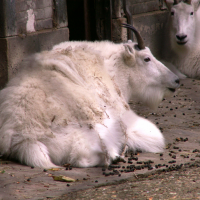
[121,23,180,109]
[165,0,200,48]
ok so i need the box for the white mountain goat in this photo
[163,0,200,78]
[0,24,180,168]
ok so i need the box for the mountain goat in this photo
[0,24,179,168]
[163,0,200,78]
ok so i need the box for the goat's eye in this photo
[190,12,194,15]
[171,11,174,16]
[144,57,151,62]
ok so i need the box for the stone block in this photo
[132,10,168,58]
[0,27,69,88]
[16,10,28,23]
[112,18,127,42]
[16,1,28,12]
[129,0,160,15]
[34,8,46,20]
[44,6,53,18]
[35,0,52,9]
[34,7,53,20]
[35,18,53,31]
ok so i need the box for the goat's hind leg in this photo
[121,110,165,153]
[10,138,58,169]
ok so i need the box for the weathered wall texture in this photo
[130,0,168,58]
[128,0,160,14]
[132,10,168,59]
[16,0,53,34]
[0,0,69,88]
[0,0,168,88]
[111,0,168,58]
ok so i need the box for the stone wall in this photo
[128,0,160,14]
[16,0,53,33]
[0,0,169,88]
[0,0,69,88]
[111,0,168,58]
[129,0,168,58]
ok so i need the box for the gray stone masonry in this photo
[132,10,168,58]
[111,0,168,58]
[0,0,68,88]
[15,0,54,35]
[128,0,160,15]
[0,0,168,87]
[0,28,69,88]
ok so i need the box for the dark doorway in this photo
[67,0,97,41]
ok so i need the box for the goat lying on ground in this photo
[163,0,200,79]
[0,24,180,168]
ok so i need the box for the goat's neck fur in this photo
[53,41,134,102]
[100,44,133,102]
[86,42,141,103]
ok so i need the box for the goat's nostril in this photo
[176,35,187,41]
[175,79,180,84]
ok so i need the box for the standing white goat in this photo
[163,0,200,78]
[0,24,179,168]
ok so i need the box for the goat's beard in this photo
[141,86,167,110]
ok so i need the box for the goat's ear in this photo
[123,44,135,60]
[164,0,174,10]
[191,0,200,10]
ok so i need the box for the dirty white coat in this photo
[0,41,179,168]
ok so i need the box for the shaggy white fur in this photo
[0,41,179,168]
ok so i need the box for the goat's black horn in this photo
[121,23,145,50]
